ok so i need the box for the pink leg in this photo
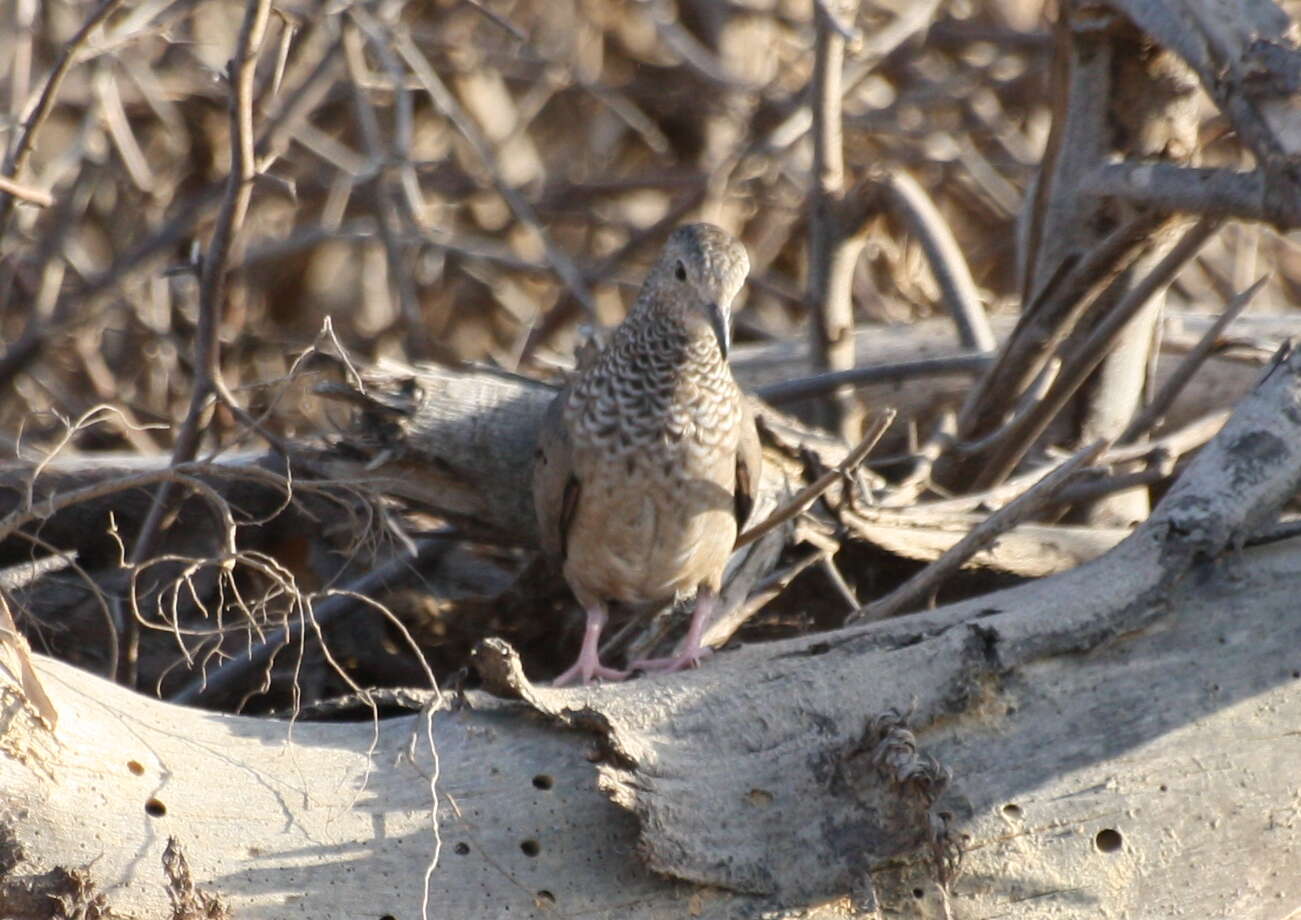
[551,603,630,687]
[630,588,717,674]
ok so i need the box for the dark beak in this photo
[707,303,730,358]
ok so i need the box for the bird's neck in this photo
[620,309,726,382]
[565,311,734,448]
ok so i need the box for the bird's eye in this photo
[674,261,687,282]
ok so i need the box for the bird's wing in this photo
[734,396,762,532]
[533,387,580,562]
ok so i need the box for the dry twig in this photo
[851,439,1106,621]
[126,0,277,684]
[737,408,894,548]
[1119,276,1267,443]
[972,218,1220,488]
[0,0,128,229]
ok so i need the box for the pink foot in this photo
[551,603,629,686]
[630,644,714,674]
[632,588,719,675]
[551,659,630,687]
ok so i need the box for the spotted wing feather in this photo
[733,397,762,534]
[533,387,580,563]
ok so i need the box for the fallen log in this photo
[4,342,1301,918]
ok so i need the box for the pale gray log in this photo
[5,342,1301,916]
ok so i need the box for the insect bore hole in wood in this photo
[1095,828,1123,853]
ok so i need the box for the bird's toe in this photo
[551,660,630,687]
[630,645,714,675]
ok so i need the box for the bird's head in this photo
[642,223,750,358]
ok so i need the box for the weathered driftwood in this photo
[937,0,1301,525]
[0,309,1278,632]
[306,311,1274,542]
[731,313,1266,443]
[1015,6,1200,525]
[4,342,1301,918]
[0,308,1277,549]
